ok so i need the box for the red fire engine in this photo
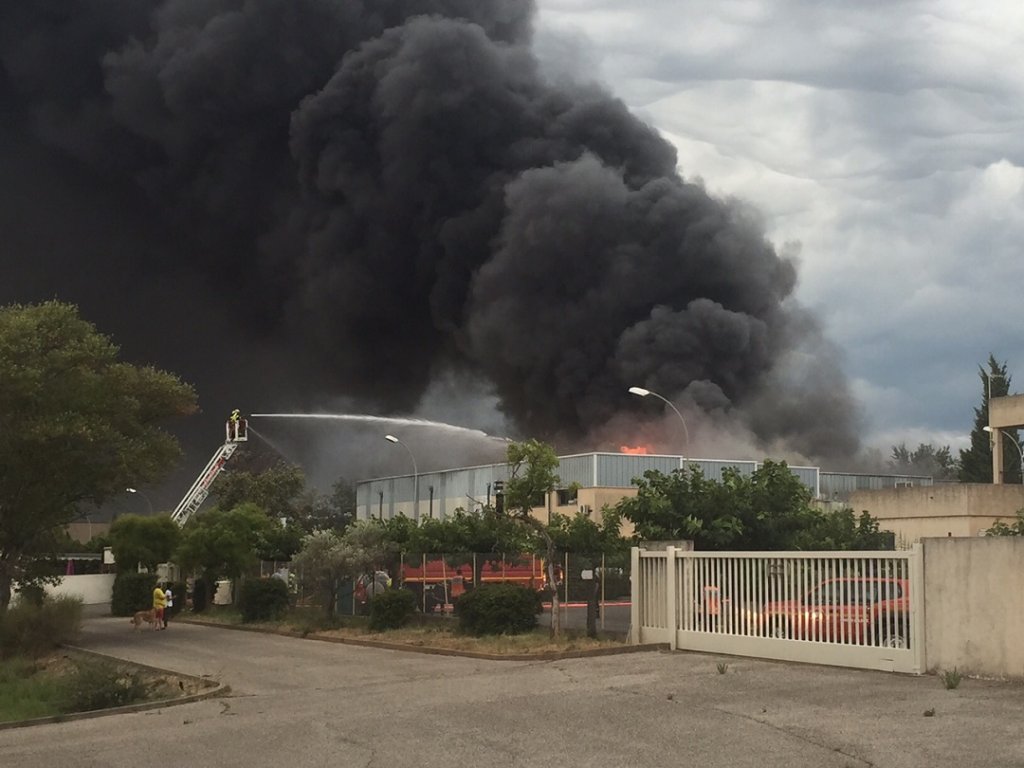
[400,555,550,613]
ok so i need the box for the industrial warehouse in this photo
[355,452,937,538]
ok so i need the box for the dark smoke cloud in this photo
[0,0,860,467]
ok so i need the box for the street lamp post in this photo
[628,386,690,456]
[984,371,1005,409]
[125,487,154,515]
[385,435,420,519]
[984,426,1024,484]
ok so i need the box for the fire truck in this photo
[398,555,550,613]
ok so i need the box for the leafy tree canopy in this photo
[547,508,626,564]
[617,460,890,551]
[174,503,277,581]
[0,301,196,608]
[985,510,1024,537]
[213,463,305,520]
[889,443,959,481]
[292,523,390,618]
[109,514,181,571]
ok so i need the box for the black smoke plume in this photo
[0,0,860,472]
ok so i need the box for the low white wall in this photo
[43,573,115,605]
[923,537,1024,678]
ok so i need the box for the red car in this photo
[762,577,911,648]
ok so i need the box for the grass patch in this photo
[941,668,963,690]
[0,657,66,721]
[0,654,198,724]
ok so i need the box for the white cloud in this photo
[536,1,1024,449]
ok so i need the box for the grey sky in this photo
[535,0,1024,452]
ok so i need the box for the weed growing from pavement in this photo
[716,662,729,675]
[941,668,963,690]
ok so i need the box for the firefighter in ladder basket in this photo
[227,409,248,442]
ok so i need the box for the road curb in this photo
[0,646,230,731]
[176,617,666,661]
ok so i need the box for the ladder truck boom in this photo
[171,412,248,527]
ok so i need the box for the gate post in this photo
[910,542,926,674]
[629,546,641,644]
[665,546,677,651]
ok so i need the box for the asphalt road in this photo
[4,616,1024,768]
[539,603,631,635]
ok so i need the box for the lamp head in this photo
[126,487,137,493]
[983,426,994,433]
[384,435,399,444]
[628,386,650,397]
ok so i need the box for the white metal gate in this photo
[630,546,924,674]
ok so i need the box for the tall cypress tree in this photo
[959,355,1020,483]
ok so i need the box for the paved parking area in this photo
[3,616,1023,767]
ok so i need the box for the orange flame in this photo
[619,444,651,455]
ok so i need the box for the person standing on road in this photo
[152,583,166,631]
[163,584,173,629]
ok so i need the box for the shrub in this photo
[238,578,290,623]
[17,584,46,607]
[368,589,417,631]
[0,597,83,658]
[455,583,541,636]
[61,659,149,712]
[111,572,157,617]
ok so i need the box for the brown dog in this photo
[130,609,159,631]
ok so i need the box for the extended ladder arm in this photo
[171,413,248,527]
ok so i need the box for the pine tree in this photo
[959,355,1020,483]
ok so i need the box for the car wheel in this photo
[878,616,909,648]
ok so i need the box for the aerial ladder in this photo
[171,411,248,527]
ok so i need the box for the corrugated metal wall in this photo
[355,455,922,519]
[596,453,681,486]
[820,471,932,500]
[558,454,596,487]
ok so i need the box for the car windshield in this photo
[803,581,881,606]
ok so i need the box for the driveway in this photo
[3,615,1022,768]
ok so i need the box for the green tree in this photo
[213,463,306,520]
[617,460,885,551]
[175,503,277,588]
[959,355,1018,483]
[503,439,563,636]
[326,478,356,530]
[795,509,893,551]
[548,508,626,637]
[889,443,959,480]
[0,301,196,609]
[985,510,1024,536]
[109,514,181,571]
[292,524,388,619]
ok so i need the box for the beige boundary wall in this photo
[850,484,1024,545]
[922,537,1024,678]
[13,573,116,606]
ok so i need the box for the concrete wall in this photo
[12,574,116,606]
[850,484,1024,545]
[923,537,1024,678]
[989,394,1024,429]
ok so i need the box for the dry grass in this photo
[314,624,621,655]
[185,608,624,655]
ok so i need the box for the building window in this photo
[556,488,578,506]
